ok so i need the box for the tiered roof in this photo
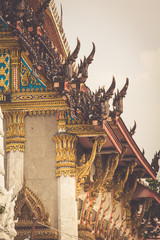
[0,0,159,179]
[0,2,160,237]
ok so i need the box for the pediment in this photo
[15,182,49,224]
[14,183,58,240]
[20,52,49,92]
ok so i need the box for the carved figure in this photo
[122,172,143,224]
[113,161,137,206]
[101,147,126,192]
[76,136,105,195]
[137,201,153,238]
[0,186,17,236]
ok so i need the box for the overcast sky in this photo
[54,0,160,165]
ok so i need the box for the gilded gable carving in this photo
[14,183,58,240]
[0,49,10,92]
[20,58,46,92]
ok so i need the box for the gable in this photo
[20,57,46,92]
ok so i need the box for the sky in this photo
[54,0,160,165]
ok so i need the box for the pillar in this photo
[0,107,17,240]
[0,108,4,187]
[53,134,78,240]
[4,110,26,195]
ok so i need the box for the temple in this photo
[0,0,159,240]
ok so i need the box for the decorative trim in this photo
[116,117,156,179]
[66,124,105,136]
[100,148,126,193]
[78,223,96,240]
[0,129,4,137]
[79,194,107,240]
[21,51,50,87]
[76,136,105,195]
[56,109,68,132]
[10,47,20,91]
[15,183,49,224]
[15,183,58,240]
[20,57,46,91]
[103,120,123,154]
[0,166,5,176]
[53,134,77,177]
[5,143,25,152]
[0,49,10,92]
[4,110,27,152]
[14,66,17,90]
[49,1,70,55]
[28,109,56,116]
[1,101,68,112]
[113,161,137,206]
[122,174,140,224]
[11,91,60,102]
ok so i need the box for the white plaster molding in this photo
[0,130,4,137]
[58,128,66,133]
[0,167,5,176]
[0,112,3,120]
[0,186,17,240]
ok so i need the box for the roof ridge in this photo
[49,0,70,56]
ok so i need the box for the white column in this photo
[4,111,26,196]
[6,150,24,195]
[0,107,17,240]
[0,109,5,187]
[57,175,78,240]
[53,134,78,240]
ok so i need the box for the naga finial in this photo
[67,38,80,63]
[142,148,145,156]
[129,120,136,136]
[113,78,129,115]
[119,78,129,98]
[105,76,116,99]
[86,42,95,64]
[151,150,160,173]
[62,38,81,81]
[77,42,95,82]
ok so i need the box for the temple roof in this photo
[133,182,160,204]
[26,0,69,57]
[78,117,156,179]
[0,0,158,180]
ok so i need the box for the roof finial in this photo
[151,150,160,173]
[113,78,129,116]
[142,148,145,156]
[129,120,136,136]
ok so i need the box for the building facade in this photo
[0,1,159,240]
